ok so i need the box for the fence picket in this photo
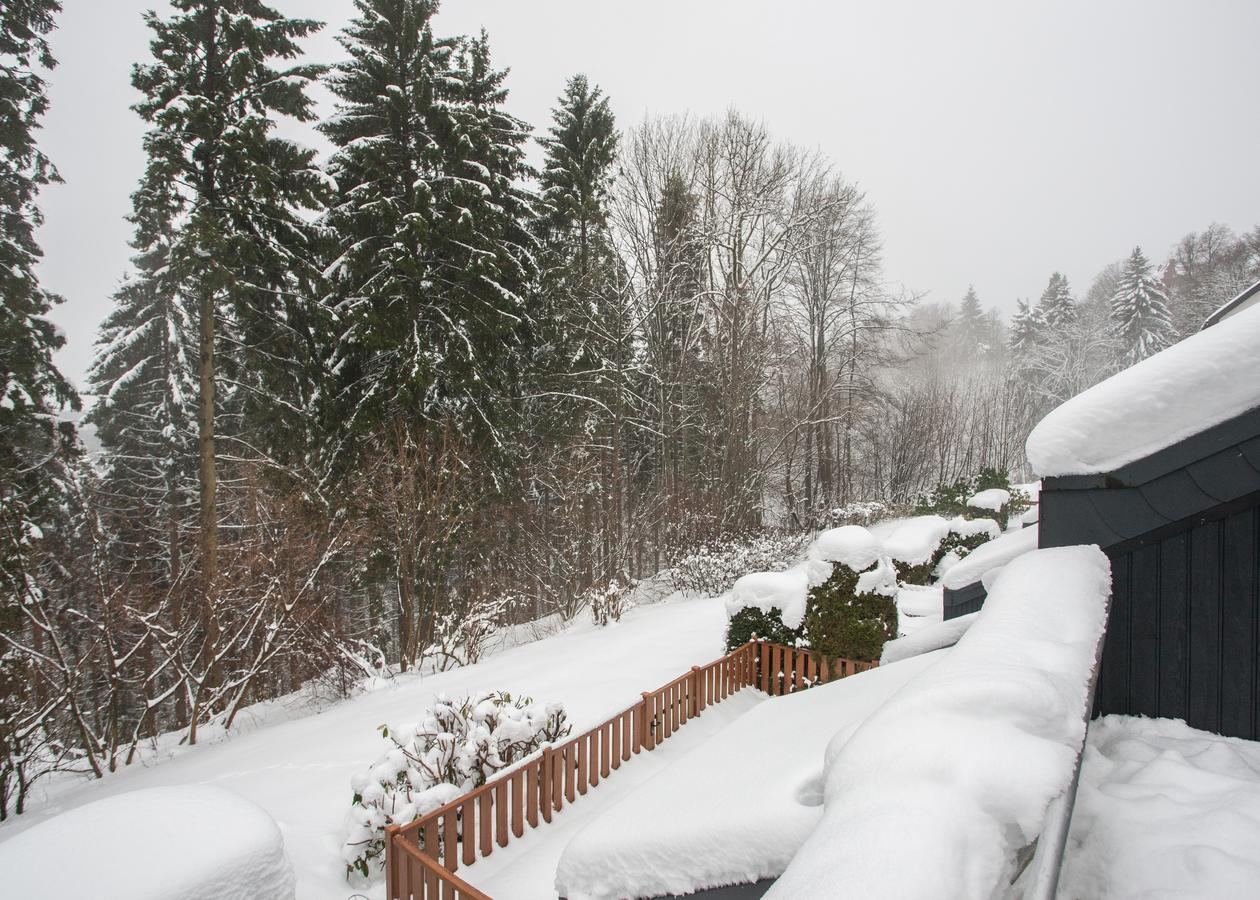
[385,639,877,899]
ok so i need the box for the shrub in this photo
[669,531,810,597]
[804,564,898,661]
[342,691,570,881]
[725,605,805,651]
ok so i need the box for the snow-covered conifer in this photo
[1037,271,1078,330]
[1109,246,1176,366]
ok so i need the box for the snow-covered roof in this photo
[0,786,295,900]
[1027,302,1260,477]
[1202,277,1260,330]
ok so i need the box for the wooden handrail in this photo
[384,638,875,899]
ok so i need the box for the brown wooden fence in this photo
[385,639,877,900]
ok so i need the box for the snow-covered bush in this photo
[827,500,896,527]
[914,468,1030,528]
[586,576,634,626]
[724,527,899,662]
[884,516,1001,586]
[669,531,810,598]
[343,691,570,881]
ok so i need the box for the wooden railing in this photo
[385,639,877,899]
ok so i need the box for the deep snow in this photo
[0,592,737,900]
[554,649,946,898]
[1026,301,1260,476]
[769,546,1111,899]
[0,786,296,899]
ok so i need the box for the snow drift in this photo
[0,786,296,900]
[768,545,1111,899]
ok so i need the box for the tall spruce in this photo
[1109,246,1175,367]
[955,285,986,351]
[322,0,535,453]
[1037,271,1078,330]
[86,232,198,582]
[0,0,80,818]
[129,0,328,739]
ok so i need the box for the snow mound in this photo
[940,525,1038,591]
[726,563,826,630]
[966,488,1010,512]
[1026,302,1260,476]
[882,612,978,664]
[769,546,1111,899]
[947,515,1001,539]
[1059,715,1260,899]
[554,651,945,899]
[0,786,295,900]
[878,515,952,566]
[812,525,882,571]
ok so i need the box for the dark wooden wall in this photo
[1096,501,1260,739]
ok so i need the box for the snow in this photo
[726,560,830,630]
[939,525,1039,591]
[1058,715,1260,899]
[811,524,881,570]
[768,546,1111,899]
[0,593,738,900]
[967,487,1010,511]
[0,786,295,900]
[554,650,946,899]
[882,612,978,665]
[1026,301,1260,476]
[877,515,952,566]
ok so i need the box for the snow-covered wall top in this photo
[1026,303,1260,477]
[767,546,1111,900]
[0,786,296,900]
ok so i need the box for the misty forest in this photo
[3,0,1260,823]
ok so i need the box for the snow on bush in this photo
[725,526,898,662]
[827,500,895,527]
[0,786,296,900]
[881,515,999,584]
[668,531,810,597]
[812,525,883,571]
[768,546,1111,900]
[342,691,571,880]
[966,487,1010,513]
[939,525,1038,592]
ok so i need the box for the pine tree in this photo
[322,1,535,452]
[1037,271,1078,330]
[129,0,328,738]
[954,286,986,352]
[1110,246,1176,366]
[86,232,198,582]
[1008,299,1039,357]
[0,0,80,818]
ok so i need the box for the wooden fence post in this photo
[385,823,399,900]
[691,666,702,716]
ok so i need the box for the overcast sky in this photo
[35,0,1260,390]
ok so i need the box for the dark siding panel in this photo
[1220,508,1256,739]
[1187,520,1223,735]
[1128,542,1161,717]
[1157,531,1189,721]
[1099,551,1131,716]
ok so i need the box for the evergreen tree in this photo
[1008,299,1039,357]
[954,285,986,351]
[86,232,198,582]
[0,0,80,817]
[1110,246,1176,366]
[1037,271,1078,330]
[129,0,328,736]
[322,1,535,453]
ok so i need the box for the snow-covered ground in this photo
[0,592,738,900]
[1060,715,1260,899]
[0,785,296,900]
[555,648,946,899]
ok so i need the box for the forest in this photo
[3,0,1259,817]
